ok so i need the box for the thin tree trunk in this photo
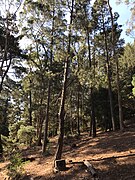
[42,80,51,153]
[54,58,68,160]
[36,95,44,146]
[0,17,9,155]
[91,87,96,137]
[54,0,74,162]
[107,0,124,130]
[42,0,55,154]
[29,79,32,126]
[77,85,80,135]
[0,134,3,158]
[70,91,73,135]
[37,117,43,146]
[102,14,115,131]
[87,31,96,137]
[80,90,83,131]
[0,15,8,93]
[116,61,124,130]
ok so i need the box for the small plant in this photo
[7,153,24,179]
[17,125,35,147]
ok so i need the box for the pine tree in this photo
[54,0,74,162]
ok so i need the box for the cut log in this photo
[54,159,66,171]
[69,160,84,165]
[84,160,96,177]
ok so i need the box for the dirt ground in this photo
[0,122,135,180]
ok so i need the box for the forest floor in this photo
[0,121,135,180]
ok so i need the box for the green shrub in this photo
[17,125,35,146]
[7,153,24,179]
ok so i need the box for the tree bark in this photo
[29,79,32,126]
[87,31,96,137]
[70,91,73,135]
[36,96,44,146]
[54,61,67,160]
[37,122,43,146]
[77,85,80,135]
[107,0,124,130]
[42,80,51,153]
[0,15,10,155]
[91,87,96,137]
[102,13,115,131]
[42,0,55,154]
[0,134,3,158]
[54,0,74,162]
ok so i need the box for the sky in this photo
[91,0,134,44]
[110,0,134,44]
[0,0,133,46]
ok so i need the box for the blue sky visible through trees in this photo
[20,0,133,48]
[0,0,133,48]
[110,0,134,44]
[90,0,133,44]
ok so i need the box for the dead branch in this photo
[83,160,97,177]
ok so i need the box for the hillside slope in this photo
[0,122,135,180]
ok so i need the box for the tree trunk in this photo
[42,0,55,153]
[116,61,124,130]
[107,73,115,131]
[0,15,9,155]
[36,95,44,146]
[102,13,115,131]
[70,91,73,135]
[91,87,96,137]
[0,13,10,93]
[0,134,3,158]
[29,79,32,126]
[54,0,74,162]
[77,85,80,135]
[87,31,96,137]
[107,0,124,130]
[37,123,43,146]
[54,60,68,160]
[42,80,51,153]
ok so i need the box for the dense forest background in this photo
[0,0,135,174]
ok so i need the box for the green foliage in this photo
[7,153,24,179]
[17,125,35,146]
[1,134,20,157]
[4,122,35,151]
[9,121,24,143]
[119,43,135,99]
[120,43,135,68]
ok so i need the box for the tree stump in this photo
[54,159,66,171]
